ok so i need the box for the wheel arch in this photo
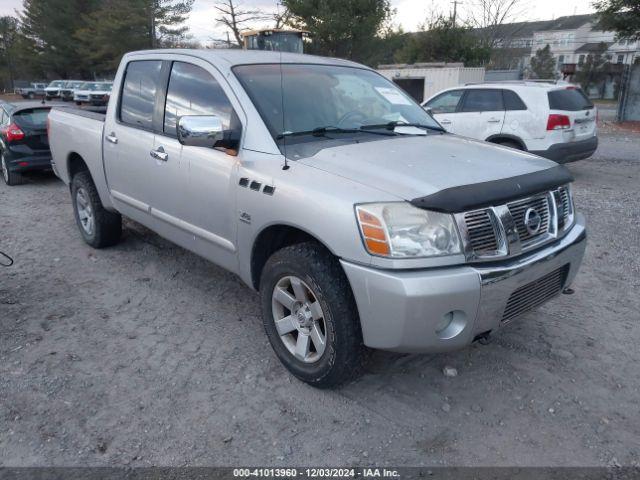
[485,134,527,150]
[65,151,116,211]
[250,223,337,291]
[67,151,90,181]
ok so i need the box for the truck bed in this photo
[48,105,114,210]
[51,105,107,122]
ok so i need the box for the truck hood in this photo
[297,134,558,201]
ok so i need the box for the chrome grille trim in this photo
[453,185,574,262]
[502,266,567,323]
[507,194,551,246]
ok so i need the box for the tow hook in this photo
[562,287,575,295]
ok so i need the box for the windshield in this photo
[82,82,103,91]
[48,81,64,88]
[234,64,440,144]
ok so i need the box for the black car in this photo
[0,102,52,186]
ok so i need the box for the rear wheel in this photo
[1,152,24,186]
[27,92,35,99]
[260,242,367,388]
[496,139,524,150]
[71,171,122,248]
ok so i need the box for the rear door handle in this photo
[105,132,118,144]
[150,146,168,162]
[488,118,502,123]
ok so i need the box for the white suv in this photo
[422,82,598,163]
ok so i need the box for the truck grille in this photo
[456,186,573,261]
[464,209,500,254]
[554,186,572,229]
[507,195,551,246]
[502,266,567,323]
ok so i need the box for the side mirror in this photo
[424,106,433,115]
[177,115,230,148]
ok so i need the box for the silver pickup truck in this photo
[48,49,587,387]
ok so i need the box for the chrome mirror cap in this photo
[177,115,224,148]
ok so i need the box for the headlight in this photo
[355,203,462,258]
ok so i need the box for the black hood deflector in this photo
[410,164,574,213]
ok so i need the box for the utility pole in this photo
[451,0,463,25]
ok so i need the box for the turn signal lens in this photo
[357,207,391,256]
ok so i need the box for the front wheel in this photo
[71,171,122,248]
[260,242,367,388]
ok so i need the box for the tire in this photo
[28,92,35,99]
[71,171,122,248]
[496,139,524,150]
[1,153,24,186]
[260,242,367,388]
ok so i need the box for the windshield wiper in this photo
[277,126,397,139]
[360,121,446,133]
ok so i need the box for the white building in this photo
[489,14,639,76]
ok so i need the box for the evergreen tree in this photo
[394,16,491,67]
[529,44,557,80]
[76,0,194,75]
[0,16,19,89]
[282,0,392,62]
[594,0,640,41]
[573,43,610,97]
[19,0,100,78]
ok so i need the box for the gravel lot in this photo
[1,127,639,467]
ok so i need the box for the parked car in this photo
[421,82,598,163]
[74,81,113,106]
[59,81,85,102]
[48,50,586,387]
[44,80,67,100]
[0,102,52,186]
[17,83,47,99]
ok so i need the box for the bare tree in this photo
[214,0,268,47]
[465,0,528,48]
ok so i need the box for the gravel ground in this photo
[1,128,639,467]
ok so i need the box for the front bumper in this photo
[341,214,587,353]
[532,136,598,163]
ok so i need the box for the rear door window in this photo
[120,60,163,129]
[503,90,527,110]
[426,90,464,114]
[548,88,594,111]
[163,61,235,136]
[460,89,504,112]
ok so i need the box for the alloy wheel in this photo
[76,188,95,236]
[271,275,327,363]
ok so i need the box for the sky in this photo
[0,0,597,44]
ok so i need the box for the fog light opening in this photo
[435,310,467,340]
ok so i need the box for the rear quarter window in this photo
[548,88,594,111]
[503,90,527,110]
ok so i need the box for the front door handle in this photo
[105,132,118,144]
[150,146,168,162]
[440,119,452,125]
